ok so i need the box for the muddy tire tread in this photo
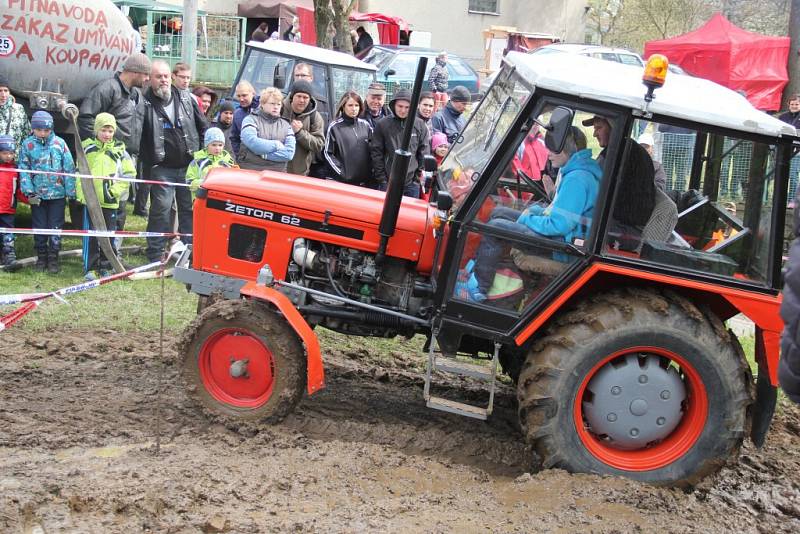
[517,287,754,486]
[178,299,306,428]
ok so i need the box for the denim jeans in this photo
[474,208,539,293]
[146,165,192,261]
[378,180,421,199]
[31,198,66,253]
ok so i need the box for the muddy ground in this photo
[0,329,799,533]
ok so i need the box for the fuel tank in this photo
[0,0,139,105]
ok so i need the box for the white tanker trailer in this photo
[0,0,139,117]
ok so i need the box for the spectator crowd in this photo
[0,47,472,277]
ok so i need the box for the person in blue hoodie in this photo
[468,126,602,302]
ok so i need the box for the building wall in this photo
[202,0,238,15]
[359,0,587,68]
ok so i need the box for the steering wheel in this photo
[516,168,549,202]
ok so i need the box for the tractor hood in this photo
[200,168,429,236]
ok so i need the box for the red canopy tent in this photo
[644,13,790,111]
[296,8,408,47]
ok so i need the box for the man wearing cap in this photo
[361,82,392,130]
[0,74,30,147]
[212,100,236,158]
[79,52,151,232]
[431,85,470,144]
[281,80,325,175]
[581,115,612,167]
[78,52,151,154]
[370,88,429,198]
[637,132,667,192]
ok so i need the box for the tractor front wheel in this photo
[517,289,753,486]
[179,299,306,424]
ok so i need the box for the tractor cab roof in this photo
[504,51,795,138]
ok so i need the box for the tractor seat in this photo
[638,189,679,252]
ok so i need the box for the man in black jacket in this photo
[781,195,800,404]
[77,52,151,231]
[370,89,429,198]
[139,60,207,262]
[431,85,470,144]
[361,82,392,130]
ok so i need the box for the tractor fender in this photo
[239,281,325,395]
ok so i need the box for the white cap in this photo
[637,132,655,147]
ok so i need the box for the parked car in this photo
[358,45,480,99]
[530,43,687,74]
[231,40,377,124]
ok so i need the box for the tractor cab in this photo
[431,51,795,348]
[232,39,378,124]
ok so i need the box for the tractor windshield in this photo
[438,71,532,211]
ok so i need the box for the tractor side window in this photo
[228,224,267,263]
[451,108,606,310]
[603,119,778,286]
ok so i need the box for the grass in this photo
[2,202,197,333]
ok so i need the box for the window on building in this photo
[469,0,499,15]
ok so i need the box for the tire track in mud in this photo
[0,330,799,533]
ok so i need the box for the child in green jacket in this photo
[79,113,135,278]
[187,127,234,195]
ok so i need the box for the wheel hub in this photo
[229,358,249,378]
[582,353,686,450]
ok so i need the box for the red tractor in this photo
[174,53,795,486]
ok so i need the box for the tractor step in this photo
[434,356,493,380]
[423,337,501,420]
[427,395,489,420]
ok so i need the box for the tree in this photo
[313,0,358,53]
[586,0,625,45]
[784,0,800,107]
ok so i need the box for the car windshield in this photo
[331,67,374,108]
[361,47,393,68]
[438,70,531,211]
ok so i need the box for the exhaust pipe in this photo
[375,56,428,266]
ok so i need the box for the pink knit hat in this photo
[431,132,448,151]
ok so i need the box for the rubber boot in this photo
[34,251,48,272]
[47,250,60,274]
[2,247,21,273]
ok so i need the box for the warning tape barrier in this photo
[8,168,193,187]
[0,301,41,331]
[0,228,191,238]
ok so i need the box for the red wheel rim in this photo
[573,346,708,472]
[198,328,275,408]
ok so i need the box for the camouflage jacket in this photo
[0,96,31,148]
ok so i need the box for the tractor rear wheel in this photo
[517,288,753,486]
[179,299,306,424]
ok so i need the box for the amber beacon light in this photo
[642,54,669,103]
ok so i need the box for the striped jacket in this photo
[323,115,372,185]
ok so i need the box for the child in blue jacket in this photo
[19,111,76,274]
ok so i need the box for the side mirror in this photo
[423,154,437,172]
[544,106,575,153]
[435,190,453,211]
[273,73,286,89]
[384,68,396,78]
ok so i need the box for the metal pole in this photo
[784,0,800,108]
[182,0,198,74]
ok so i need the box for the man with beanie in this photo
[19,111,76,273]
[361,82,392,130]
[281,80,325,175]
[0,74,30,147]
[140,60,208,262]
[432,85,470,144]
[78,113,136,278]
[187,127,234,192]
[212,100,236,157]
[370,88,429,198]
